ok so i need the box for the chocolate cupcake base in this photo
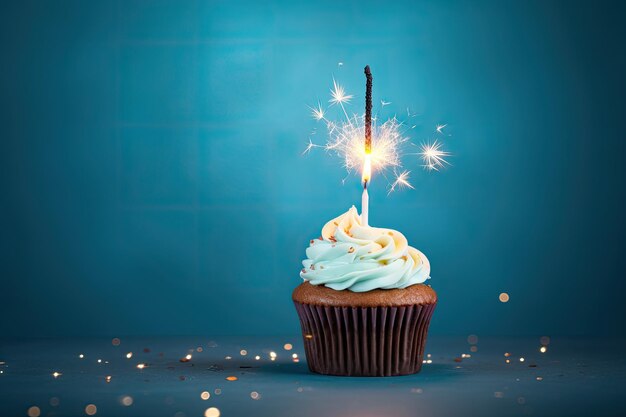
[293,282,437,377]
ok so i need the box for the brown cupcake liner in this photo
[294,302,436,376]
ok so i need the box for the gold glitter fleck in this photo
[121,396,133,406]
[255,355,261,360]
[105,375,112,383]
[348,247,355,253]
[97,359,102,363]
[126,352,133,359]
[505,359,511,364]
[305,334,313,339]
[85,404,97,415]
[292,353,298,359]
[293,358,300,362]
[111,338,121,346]
[204,407,220,417]
[79,354,84,359]
[284,344,293,351]
[536,376,543,381]
[499,293,510,303]
[27,406,41,417]
[540,346,547,353]
[224,356,232,360]
[519,357,525,362]
[270,351,277,358]
[136,363,146,369]
[240,349,247,356]
[226,376,238,381]
[52,372,62,378]
[250,391,261,400]
[200,391,210,400]
[504,352,511,357]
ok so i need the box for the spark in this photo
[389,170,415,194]
[308,102,325,121]
[338,62,343,67]
[329,79,353,106]
[436,124,447,134]
[419,140,450,170]
[381,100,392,107]
[302,138,321,155]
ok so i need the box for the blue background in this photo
[1,0,624,338]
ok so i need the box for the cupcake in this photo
[293,206,436,376]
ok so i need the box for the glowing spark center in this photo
[420,140,450,171]
[329,79,353,105]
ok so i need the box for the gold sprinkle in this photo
[240,349,247,356]
[105,375,112,383]
[226,376,238,381]
[52,372,62,378]
[126,352,133,359]
[27,406,41,417]
[292,353,298,359]
[204,407,220,417]
[136,363,146,369]
[85,404,97,415]
[536,376,543,381]
[270,351,277,358]
[504,352,511,357]
[121,396,133,406]
[255,355,261,360]
[540,346,547,353]
[499,293,510,303]
[348,247,355,253]
[79,354,84,359]
[388,231,393,236]
[305,334,313,339]
[284,343,293,351]
[200,391,211,400]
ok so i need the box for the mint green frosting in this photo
[300,206,431,292]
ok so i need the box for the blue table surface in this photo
[1,336,624,417]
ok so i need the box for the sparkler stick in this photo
[362,65,373,226]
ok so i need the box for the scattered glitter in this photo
[427,353,432,358]
[284,343,293,351]
[293,358,300,363]
[461,354,471,358]
[410,388,423,394]
[505,359,511,364]
[197,347,203,352]
[499,293,510,303]
[180,354,192,363]
[540,346,547,353]
[224,356,232,360]
[111,338,121,346]
[494,392,504,398]
[470,346,478,352]
[50,397,60,407]
[250,391,261,400]
[517,397,526,405]
[136,363,147,369]
[204,407,220,417]
[467,335,478,345]
[504,352,511,357]
[97,359,102,363]
[226,376,238,381]
[540,336,551,345]
[292,353,298,359]
[126,352,133,359]
[240,349,247,356]
[305,334,313,339]
[27,406,41,417]
[255,355,261,360]
[105,375,112,383]
[536,376,543,381]
[52,371,62,378]
[519,357,525,362]
[79,354,84,359]
[270,352,277,359]
[121,396,133,406]
[200,391,211,400]
[214,389,222,395]
[85,404,97,415]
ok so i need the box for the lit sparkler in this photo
[305,67,451,195]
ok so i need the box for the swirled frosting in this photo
[300,206,430,292]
